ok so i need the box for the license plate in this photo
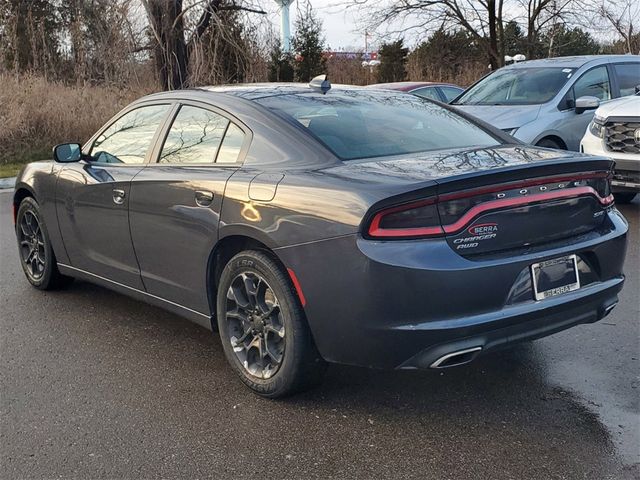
[530,255,580,301]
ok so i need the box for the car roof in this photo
[198,83,368,100]
[366,81,458,92]
[505,54,639,69]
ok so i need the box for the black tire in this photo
[15,197,73,290]
[535,138,564,150]
[216,250,326,398]
[613,192,637,204]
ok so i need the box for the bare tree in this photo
[597,0,640,54]
[140,0,266,89]
[519,0,578,58]
[353,0,510,69]
[352,0,589,68]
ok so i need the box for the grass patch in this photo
[0,163,26,179]
[0,146,51,178]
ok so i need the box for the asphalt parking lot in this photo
[0,190,638,479]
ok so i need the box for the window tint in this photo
[410,87,440,101]
[613,63,640,97]
[217,123,245,163]
[454,68,574,105]
[573,66,611,101]
[257,90,499,161]
[440,86,464,102]
[91,104,170,164]
[160,106,229,164]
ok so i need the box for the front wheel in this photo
[15,197,73,290]
[216,250,325,398]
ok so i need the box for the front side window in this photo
[613,63,640,97]
[91,104,170,164]
[160,106,230,164]
[454,67,575,105]
[573,66,611,101]
[257,90,499,161]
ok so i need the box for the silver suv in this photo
[452,55,640,151]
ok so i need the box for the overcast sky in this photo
[265,1,370,51]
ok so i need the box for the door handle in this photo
[195,190,214,207]
[112,189,126,205]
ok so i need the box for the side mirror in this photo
[575,96,600,114]
[635,84,640,95]
[53,143,82,163]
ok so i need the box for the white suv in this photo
[581,94,640,204]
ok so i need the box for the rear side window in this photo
[91,104,170,164]
[410,87,440,101]
[573,66,611,101]
[160,106,229,164]
[440,86,463,102]
[613,63,640,97]
[257,91,499,161]
[216,123,245,163]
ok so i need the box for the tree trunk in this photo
[146,0,189,90]
[487,0,501,69]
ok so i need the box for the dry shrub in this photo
[326,56,373,86]
[0,74,157,165]
[406,58,488,88]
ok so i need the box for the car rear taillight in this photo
[366,172,613,240]
[368,199,443,238]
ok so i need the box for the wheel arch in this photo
[12,185,37,224]
[207,232,290,324]
[534,134,568,150]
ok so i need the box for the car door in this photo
[56,103,172,289]
[129,101,250,315]
[557,65,613,150]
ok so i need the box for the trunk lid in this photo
[430,148,613,256]
[342,146,614,254]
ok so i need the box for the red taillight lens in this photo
[368,199,444,238]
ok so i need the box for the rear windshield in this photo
[454,67,576,106]
[256,90,500,160]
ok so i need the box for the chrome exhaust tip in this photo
[430,346,482,369]
[603,302,618,317]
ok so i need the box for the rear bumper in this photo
[275,209,628,369]
[399,276,622,369]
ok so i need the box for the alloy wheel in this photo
[225,272,285,379]
[18,210,46,280]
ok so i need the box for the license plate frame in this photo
[530,254,580,301]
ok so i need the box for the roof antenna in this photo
[309,75,331,94]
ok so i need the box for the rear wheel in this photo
[217,250,325,398]
[613,192,637,204]
[15,197,73,290]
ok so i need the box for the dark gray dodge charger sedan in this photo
[13,80,628,397]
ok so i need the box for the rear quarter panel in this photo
[220,168,418,247]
